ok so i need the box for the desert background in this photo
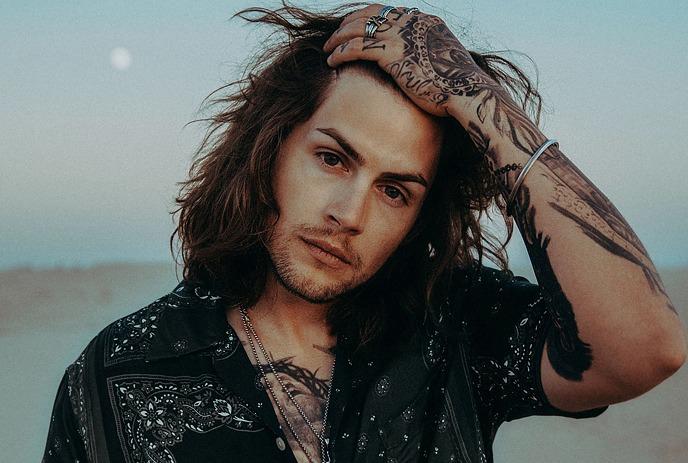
[1,263,687,462]
[2,0,687,461]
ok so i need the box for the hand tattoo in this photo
[388,15,495,109]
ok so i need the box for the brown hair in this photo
[170,1,543,354]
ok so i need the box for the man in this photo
[43,3,686,462]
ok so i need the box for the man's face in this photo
[265,69,443,304]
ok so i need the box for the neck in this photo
[243,272,336,354]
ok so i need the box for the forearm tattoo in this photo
[458,39,678,319]
[512,184,594,380]
[506,145,677,381]
[452,28,677,382]
[533,146,676,315]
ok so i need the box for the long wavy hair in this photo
[170,1,543,354]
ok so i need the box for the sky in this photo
[1,0,687,270]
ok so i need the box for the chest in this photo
[222,310,485,462]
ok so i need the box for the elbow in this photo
[641,332,687,390]
[657,334,687,376]
[656,309,688,375]
[612,330,687,398]
[648,305,688,382]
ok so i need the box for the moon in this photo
[110,47,132,71]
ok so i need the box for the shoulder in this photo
[447,263,544,358]
[447,261,526,320]
[66,279,232,375]
[64,282,201,374]
[53,288,178,455]
[59,281,224,420]
[100,290,176,367]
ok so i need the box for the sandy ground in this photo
[1,262,686,462]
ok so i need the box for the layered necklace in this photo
[239,307,335,463]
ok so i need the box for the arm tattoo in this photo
[535,146,677,314]
[512,185,594,380]
[507,152,676,376]
[467,71,677,315]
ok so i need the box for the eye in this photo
[381,185,408,205]
[317,152,409,206]
[317,151,345,169]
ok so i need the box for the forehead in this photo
[302,70,443,181]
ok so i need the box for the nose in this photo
[326,180,369,234]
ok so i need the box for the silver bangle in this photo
[506,139,558,214]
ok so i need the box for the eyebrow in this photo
[316,127,429,189]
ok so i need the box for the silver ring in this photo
[364,19,379,38]
[378,5,397,19]
[364,15,387,38]
[371,15,388,26]
[402,7,420,14]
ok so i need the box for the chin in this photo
[285,276,343,304]
[279,261,357,302]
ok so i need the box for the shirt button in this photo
[276,436,286,451]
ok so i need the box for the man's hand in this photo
[323,3,501,118]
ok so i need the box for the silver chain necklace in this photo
[239,307,335,463]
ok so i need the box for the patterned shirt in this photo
[42,265,608,462]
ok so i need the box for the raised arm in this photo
[322,3,687,413]
[448,81,686,411]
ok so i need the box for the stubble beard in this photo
[266,230,363,305]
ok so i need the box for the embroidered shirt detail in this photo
[108,374,264,463]
[44,266,609,463]
[66,349,95,462]
[104,298,166,367]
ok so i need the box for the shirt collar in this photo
[144,279,369,363]
[146,280,232,361]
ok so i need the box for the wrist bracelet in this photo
[506,139,559,216]
[492,162,522,178]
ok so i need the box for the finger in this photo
[339,4,414,27]
[338,4,385,28]
[382,6,408,22]
[326,37,391,68]
[324,17,397,53]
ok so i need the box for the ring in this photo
[378,5,397,19]
[370,15,388,27]
[401,7,420,14]
[364,15,387,38]
[364,19,378,38]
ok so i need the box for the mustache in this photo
[298,226,356,263]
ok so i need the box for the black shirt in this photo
[42,265,608,462]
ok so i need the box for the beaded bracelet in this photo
[492,162,522,178]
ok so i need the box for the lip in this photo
[301,237,351,267]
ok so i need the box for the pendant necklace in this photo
[239,307,335,463]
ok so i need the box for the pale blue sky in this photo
[1,0,687,270]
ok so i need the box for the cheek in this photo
[361,225,408,265]
[272,155,318,214]
[280,153,323,193]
